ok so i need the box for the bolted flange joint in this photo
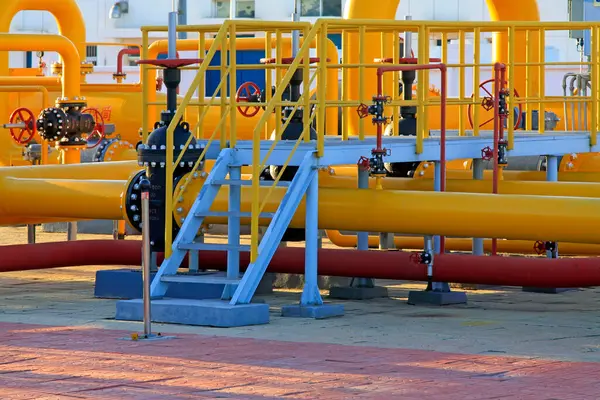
[36,102,94,144]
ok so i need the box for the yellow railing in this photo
[139,19,600,258]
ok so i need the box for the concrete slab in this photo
[281,303,345,319]
[115,298,270,327]
[407,290,468,306]
[94,269,273,299]
[329,285,389,300]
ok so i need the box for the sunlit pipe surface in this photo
[0,34,80,98]
[320,173,600,197]
[3,240,600,289]
[324,229,600,256]
[343,0,540,135]
[0,178,125,222]
[177,175,600,244]
[0,161,140,180]
[416,168,600,182]
[146,37,340,135]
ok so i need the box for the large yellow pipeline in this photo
[319,173,600,196]
[343,0,540,135]
[0,160,140,180]
[324,229,600,256]
[0,177,124,223]
[0,34,80,98]
[0,0,87,117]
[146,37,340,137]
[176,175,600,244]
[416,168,600,182]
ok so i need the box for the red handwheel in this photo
[81,107,106,149]
[236,82,261,118]
[467,79,522,130]
[8,107,36,145]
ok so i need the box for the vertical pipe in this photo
[291,0,300,57]
[473,28,481,136]
[141,178,152,337]
[433,161,441,255]
[27,224,36,244]
[141,30,149,142]
[230,0,237,18]
[507,27,516,146]
[342,30,349,140]
[358,26,366,141]
[67,222,77,241]
[168,11,178,59]
[300,171,323,305]
[546,155,558,259]
[458,30,465,136]
[472,159,484,256]
[230,25,237,147]
[178,0,187,40]
[224,165,241,299]
[525,29,531,131]
[538,28,546,135]
[357,166,369,251]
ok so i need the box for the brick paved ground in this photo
[0,322,598,399]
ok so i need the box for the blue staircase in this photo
[117,147,318,326]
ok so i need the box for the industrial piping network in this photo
[3,0,600,324]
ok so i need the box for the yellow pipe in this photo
[320,173,600,197]
[0,160,141,180]
[324,229,600,256]
[0,177,124,222]
[146,37,340,136]
[343,0,540,136]
[0,34,81,98]
[415,168,600,182]
[177,175,600,244]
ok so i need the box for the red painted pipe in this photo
[2,240,600,288]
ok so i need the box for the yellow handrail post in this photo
[473,27,481,136]
[592,26,598,146]
[507,26,516,149]
[141,30,149,143]
[304,24,311,142]
[416,24,425,154]
[422,26,430,139]
[317,24,327,156]
[458,29,465,136]
[524,29,531,131]
[392,30,400,135]
[230,24,237,148]
[358,26,366,141]
[538,27,546,136]
[265,31,273,139]
[342,29,349,140]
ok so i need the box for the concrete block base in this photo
[281,303,345,319]
[407,290,468,306]
[329,285,389,300]
[42,220,139,235]
[94,269,273,299]
[115,298,270,327]
[522,287,572,294]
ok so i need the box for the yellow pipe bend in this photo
[0,34,80,98]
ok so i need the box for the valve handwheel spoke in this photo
[236,82,261,118]
[8,107,35,145]
[468,78,523,130]
[81,107,106,149]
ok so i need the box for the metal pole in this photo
[292,0,300,57]
[27,224,36,244]
[404,15,412,57]
[177,0,187,39]
[140,178,152,337]
[230,0,237,19]
[472,159,484,255]
[168,2,178,60]
[546,156,559,259]
[67,222,77,241]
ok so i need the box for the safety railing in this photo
[310,19,600,151]
[139,20,321,258]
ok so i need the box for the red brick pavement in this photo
[0,322,597,399]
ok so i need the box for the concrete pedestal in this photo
[329,285,389,300]
[408,290,468,306]
[280,303,345,319]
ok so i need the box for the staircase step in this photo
[194,211,276,218]
[160,274,241,285]
[177,242,251,252]
[212,179,291,187]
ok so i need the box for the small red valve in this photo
[8,107,36,145]
[409,252,422,265]
[81,107,106,149]
[481,146,493,161]
[356,104,370,119]
[236,82,262,118]
[533,240,546,255]
[357,156,370,171]
[467,78,522,129]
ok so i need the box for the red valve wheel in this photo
[81,107,106,149]
[8,107,36,145]
[236,82,261,118]
[481,146,493,161]
[533,240,546,255]
[409,252,422,265]
[467,79,522,130]
[356,103,370,119]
